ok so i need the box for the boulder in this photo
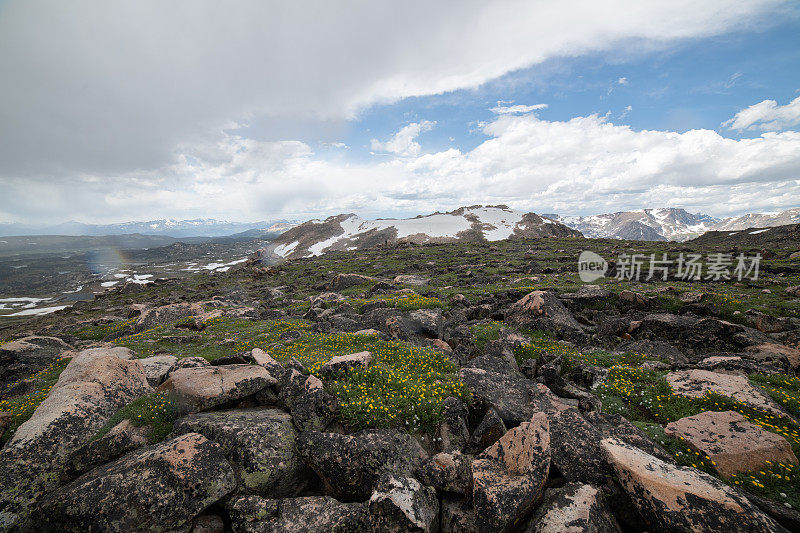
[174,408,310,497]
[394,274,429,286]
[38,433,235,532]
[548,408,613,486]
[505,290,582,334]
[666,369,796,421]
[459,367,561,427]
[192,514,225,533]
[466,407,507,454]
[158,364,276,412]
[441,495,478,533]
[527,483,621,533]
[664,411,798,478]
[472,413,550,532]
[415,451,472,494]
[601,437,781,533]
[167,356,210,374]
[0,336,73,390]
[329,273,377,290]
[368,476,439,533]
[581,411,674,463]
[251,348,288,380]
[63,419,150,480]
[279,370,337,431]
[560,285,612,301]
[0,411,10,440]
[785,285,800,297]
[616,339,688,365]
[436,396,470,452]
[319,351,373,377]
[296,429,427,501]
[745,343,800,370]
[138,354,177,386]
[0,351,150,528]
[696,355,782,376]
[227,495,369,533]
[133,302,204,332]
[407,309,444,338]
[679,291,706,304]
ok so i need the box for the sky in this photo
[0,0,799,225]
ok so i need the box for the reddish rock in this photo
[602,437,780,532]
[666,369,795,421]
[679,291,706,304]
[472,412,550,532]
[158,364,276,412]
[746,343,800,370]
[134,302,204,332]
[528,483,621,533]
[319,351,372,376]
[665,410,798,478]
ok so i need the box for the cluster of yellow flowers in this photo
[348,293,443,312]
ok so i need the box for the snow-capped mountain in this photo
[546,208,719,242]
[0,219,297,238]
[269,205,582,259]
[713,208,800,232]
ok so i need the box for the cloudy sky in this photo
[1,0,799,225]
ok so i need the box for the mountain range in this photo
[0,219,296,238]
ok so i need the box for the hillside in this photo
[1,235,800,530]
[690,223,800,248]
[269,205,582,259]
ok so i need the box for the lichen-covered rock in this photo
[227,495,369,533]
[441,495,478,533]
[368,476,438,533]
[133,302,204,332]
[251,348,287,379]
[407,309,444,339]
[168,356,210,373]
[329,273,377,290]
[319,351,373,377]
[279,370,337,431]
[581,411,674,463]
[527,483,621,533]
[173,408,310,497]
[192,514,225,533]
[0,336,73,390]
[38,433,235,532]
[472,412,550,533]
[415,451,472,494]
[745,343,800,370]
[666,369,796,421]
[466,407,507,454]
[296,429,427,501]
[505,290,582,334]
[158,364,276,412]
[138,354,177,386]
[548,408,613,486]
[0,351,150,529]
[0,411,10,440]
[664,410,799,478]
[436,396,470,452]
[63,419,150,480]
[601,437,782,533]
[459,367,558,427]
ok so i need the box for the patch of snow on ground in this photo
[126,274,153,285]
[4,305,69,317]
[466,207,523,240]
[273,241,300,257]
[748,228,770,235]
[101,281,119,288]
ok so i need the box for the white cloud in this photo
[617,77,628,85]
[4,112,799,223]
[723,95,800,131]
[0,0,786,179]
[490,103,548,114]
[371,121,436,157]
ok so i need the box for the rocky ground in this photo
[0,235,800,532]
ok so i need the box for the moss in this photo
[94,391,180,444]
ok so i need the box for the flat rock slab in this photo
[601,437,780,532]
[665,410,798,478]
[38,433,235,532]
[158,364,276,412]
[174,408,308,497]
[666,369,795,421]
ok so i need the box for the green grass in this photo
[729,462,800,511]
[347,293,445,313]
[71,318,136,340]
[94,391,180,444]
[0,357,71,445]
[750,374,800,420]
[470,321,503,352]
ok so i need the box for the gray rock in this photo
[472,413,550,532]
[505,290,583,335]
[227,495,369,533]
[138,354,178,387]
[0,351,150,529]
[527,483,622,533]
[296,429,427,501]
[466,407,507,454]
[174,408,310,497]
[415,451,472,494]
[158,364,276,412]
[133,302,204,332]
[0,336,73,391]
[38,433,235,533]
[368,476,439,533]
[279,370,337,431]
[436,396,470,452]
[441,495,478,533]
